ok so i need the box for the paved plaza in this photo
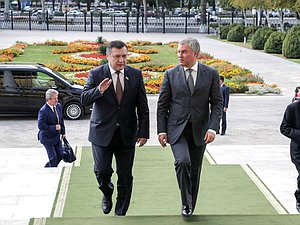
[0,30,300,224]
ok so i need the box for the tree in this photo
[200,0,207,25]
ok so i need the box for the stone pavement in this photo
[0,30,300,224]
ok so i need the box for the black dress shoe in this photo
[221,133,225,135]
[181,205,192,217]
[102,195,113,214]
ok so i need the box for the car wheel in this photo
[64,102,83,120]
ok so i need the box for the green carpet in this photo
[30,146,300,225]
[60,146,276,217]
[33,215,300,225]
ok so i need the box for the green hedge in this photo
[264,31,286,54]
[220,24,238,39]
[227,24,245,42]
[282,25,300,58]
[252,27,275,50]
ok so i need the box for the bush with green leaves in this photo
[220,25,231,39]
[98,45,107,55]
[244,26,259,39]
[264,31,286,54]
[220,24,238,39]
[227,24,245,42]
[252,27,275,50]
[246,84,281,95]
[282,24,300,58]
[97,36,105,44]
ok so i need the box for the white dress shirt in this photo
[108,64,124,91]
[184,62,198,86]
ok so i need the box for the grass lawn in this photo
[13,45,67,65]
[12,44,179,68]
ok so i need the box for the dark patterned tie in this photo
[53,106,59,124]
[115,71,123,105]
[186,69,194,94]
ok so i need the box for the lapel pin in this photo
[125,76,129,80]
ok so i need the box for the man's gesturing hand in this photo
[98,78,112,94]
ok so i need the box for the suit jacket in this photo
[280,100,300,152]
[157,63,223,146]
[221,84,230,108]
[80,64,149,148]
[38,102,65,145]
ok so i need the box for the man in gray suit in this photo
[157,37,223,217]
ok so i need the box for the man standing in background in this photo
[219,75,230,135]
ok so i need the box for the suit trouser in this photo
[92,127,135,215]
[43,141,63,167]
[290,144,300,202]
[170,122,205,211]
[221,111,227,134]
[218,111,227,134]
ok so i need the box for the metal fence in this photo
[0,11,298,33]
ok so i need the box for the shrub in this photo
[264,31,286,54]
[98,45,107,55]
[220,25,232,39]
[231,74,264,84]
[97,36,105,44]
[227,24,245,42]
[282,24,300,58]
[246,84,281,95]
[244,26,259,39]
[252,27,275,50]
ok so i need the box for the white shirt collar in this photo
[184,61,198,72]
[108,63,124,75]
[46,102,54,111]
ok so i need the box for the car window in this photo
[1,70,19,92]
[33,72,56,88]
[11,70,34,88]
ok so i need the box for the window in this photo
[32,72,55,88]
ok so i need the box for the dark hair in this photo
[106,40,127,55]
[219,75,225,82]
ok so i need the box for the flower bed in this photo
[3,39,280,95]
[52,42,100,54]
[60,51,151,65]
[0,43,27,62]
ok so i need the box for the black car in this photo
[0,63,90,119]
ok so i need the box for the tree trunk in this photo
[278,9,284,32]
[243,9,247,26]
[155,0,159,17]
[200,0,207,25]
[143,0,148,24]
[4,0,9,20]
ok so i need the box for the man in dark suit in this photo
[280,99,300,212]
[219,75,230,135]
[38,89,65,167]
[157,37,223,217]
[80,40,149,216]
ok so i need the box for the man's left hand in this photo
[204,131,215,144]
[137,138,147,147]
